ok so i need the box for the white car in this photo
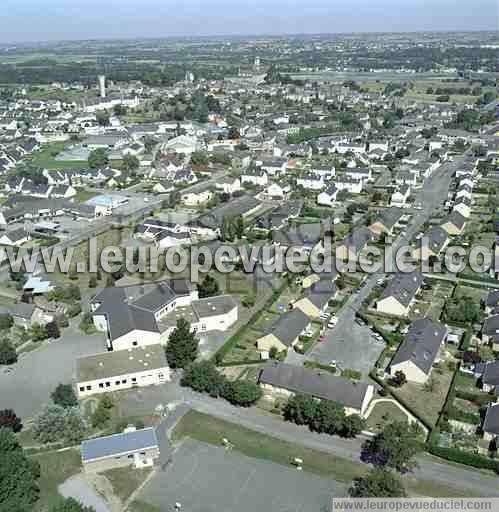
[327,317,338,328]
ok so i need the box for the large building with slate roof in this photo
[259,362,374,416]
[388,318,447,384]
[81,426,160,472]
[90,279,237,351]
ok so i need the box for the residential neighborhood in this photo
[0,16,498,512]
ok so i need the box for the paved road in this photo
[0,327,106,419]
[308,160,455,372]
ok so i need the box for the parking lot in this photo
[138,439,344,512]
[0,326,106,419]
[307,307,385,377]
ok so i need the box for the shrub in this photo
[429,445,499,473]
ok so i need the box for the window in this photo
[127,454,134,459]
[86,385,91,391]
[132,341,138,347]
[105,381,110,387]
[79,386,84,392]
[131,377,137,383]
[140,452,146,456]
[122,379,127,384]
[115,381,120,385]
[99,383,104,388]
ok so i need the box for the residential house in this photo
[258,362,374,417]
[388,318,447,384]
[481,360,499,393]
[441,211,467,235]
[317,185,338,207]
[369,207,403,237]
[0,227,30,247]
[390,184,411,208]
[216,177,241,195]
[413,226,449,261]
[293,277,337,319]
[256,309,310,353]
[335,176,363,194]
[482,316,499,351]
[376,271,424,317]
[241,168,268,187]
[481,403,499,448]
[335,226,373,261]
[297,173,325,191]
[181,189,213,206]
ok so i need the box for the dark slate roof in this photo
[255,200,302,231]
[340,226,372,254]
[266,309,310,347]
[483,403,499,435]
[442,210,466,230]
[272,218,334,249]
[259,362,370,410]
[303,278,337,310]
[81,427,159,463]
[375,207,403,230]
[483,360,499,387]
[420,226,448,254]
[380,271,424,307]
[195,196,261,230]
[486,291,499,309]
[483,315,499,337]
[11,302,36,319]
[3,227,26,242]
[390,318,447,375]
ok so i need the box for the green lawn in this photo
[103,467,153,502]
[366,401,408,433]
[252,311,280,333]
[31,448,82,511]
[129,500,162,512]
[74,190,99,203]
[172,410,366,483]
[27,142,88,170]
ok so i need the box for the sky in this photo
[0,0,497,43]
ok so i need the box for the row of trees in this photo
[220,215,245,242]
[283,393,365,438]
[181,360,262,407]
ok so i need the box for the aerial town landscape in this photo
[0,1,498,511]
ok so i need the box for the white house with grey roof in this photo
[376,271,424,317]
[388,318,447,384]
[90,280,237,351]
[259,362,374,417]
[81,426,160,473]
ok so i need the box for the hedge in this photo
[428,445,499,474]
[455,389,494,406]
[445,406,481,425]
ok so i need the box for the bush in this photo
[51,384,78,408]
[222,380,262,407]
[455,390,493,406]
[429,445,499,473]
[66,304,82,318]
[0,339,17,365]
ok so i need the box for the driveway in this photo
[0,327,106,419]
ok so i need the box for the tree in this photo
[284,394,318,426]
[51,384,78,408]
[165,318,199,369]
[227,126,240,140]
[197,274,220,299]
[91,396,114,428]
[33,405,85,444]
[79,313,95,334]
[0,428,40,511]
[50,497,95,512]
[88,276,97,288]
[180,360,226,396]
[350,467,406,497]
[388,370,407,388]
[190,151,208,167]
[88,148,109,169]
[310,400,346,435]
[122,153,139,173]
[95,110,110,126]
[341,414,366,438]
[223,380,262,407]
[0,338,17,365]
[361,421,423,472]
[0,313,13,330]
[234,215,245,239]
[0,409,23,433]
[29,323,48,342]
[444,296,481,324]
[46,321,61,339]
[113,104,127,116]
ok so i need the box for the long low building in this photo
[258,362,374,417]
[81,426,160,473]
[76,344,170,398]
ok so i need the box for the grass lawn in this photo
[268,287,301,314]
[453,284,489,304]
[223,328,261,363]
[365,401,408,432]
[31,448,82,511]
[172,410,366,483]
[454,372,481,394]
[103,467,153,502]
[129,500,162,512]
[252,310,280,333]
[74,190,99,203]
[211,270,254,296]
[390,364,455,427]
[28,142,88,170]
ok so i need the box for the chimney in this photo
[98,75,106,99]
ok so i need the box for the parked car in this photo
[327,317,338,328]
